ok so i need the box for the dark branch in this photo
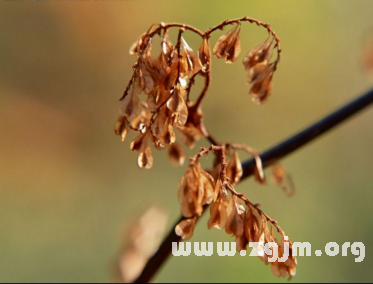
[134,88,373,283]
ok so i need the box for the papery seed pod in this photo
[271,236,297,279]
[159,29,174,69]
[178,166,203,217]
[271,163,295,196]
[167,91,185,113]
[199,169,215,205]
[163,57,179,91]
[213,24,241,63]
[250,72,273,105]
[119,89,141,124]
[226,150,243,185]
[175,217,196,240]
[207,189,229,229]
[135,55,164,95]
[130,133,154,169]
[130,134,145,152]
[213,178,222,201]
[244,204,264,242]
[151,107,168,138]
[243,38,274,70]
[168,142,186,166]
[225,196,245,237]
[176,126,201,149]
[130,108,150,133]
[198,36,211,71]
[143,55,165,88]
[247,61,274,84]
[180,37,201,77]
[167,88,188,127]
[129,33,148,56]
[114,116,129,142]
[163,124,177,145]
[138,146,154,169]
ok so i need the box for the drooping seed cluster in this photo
[114,17,295,280]
[115,17,281,169]
[175,145,296,279]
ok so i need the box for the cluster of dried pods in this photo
[175,145,296,279]
[114,16,281,169]
[115,17,296,279]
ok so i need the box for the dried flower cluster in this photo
[175,145,296,279]
[115,17,281,169]
[115,17,296,280]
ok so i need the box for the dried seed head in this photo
[180,37,201,77]
[213,24,241,63]
[225,196,245,237]
[226,150,243,185]
[271,163,295,196]
[250,71,273,105]
[243,38,274,70]
[138,146,153,169]
[119,88,141,124]
[207,188,229,229]
[167,87,188,127]
[175,217,197,240]
[198,36,211,71]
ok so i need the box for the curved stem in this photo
[205,16,281,68]
[193,70,211,108]
[148,23,204,38]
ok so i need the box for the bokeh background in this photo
[1,0,373,282]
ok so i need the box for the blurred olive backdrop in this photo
[1,0,373,282]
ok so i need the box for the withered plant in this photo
[114,16,297,280]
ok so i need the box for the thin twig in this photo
[133,87,373,283]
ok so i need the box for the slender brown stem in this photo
[193,71,211,108]
[133,87,373,283]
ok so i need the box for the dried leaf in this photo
[151,107,168,138]
[271,164,295,196]
[168,142,186,166]
[119,89,141,123]
[244,204,265,243]
[137,146,153,169]
[175,217,196,240]
[114,116,129,142]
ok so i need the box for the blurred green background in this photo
[1,0,373,282]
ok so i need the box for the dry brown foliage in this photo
[115,17,296,280]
